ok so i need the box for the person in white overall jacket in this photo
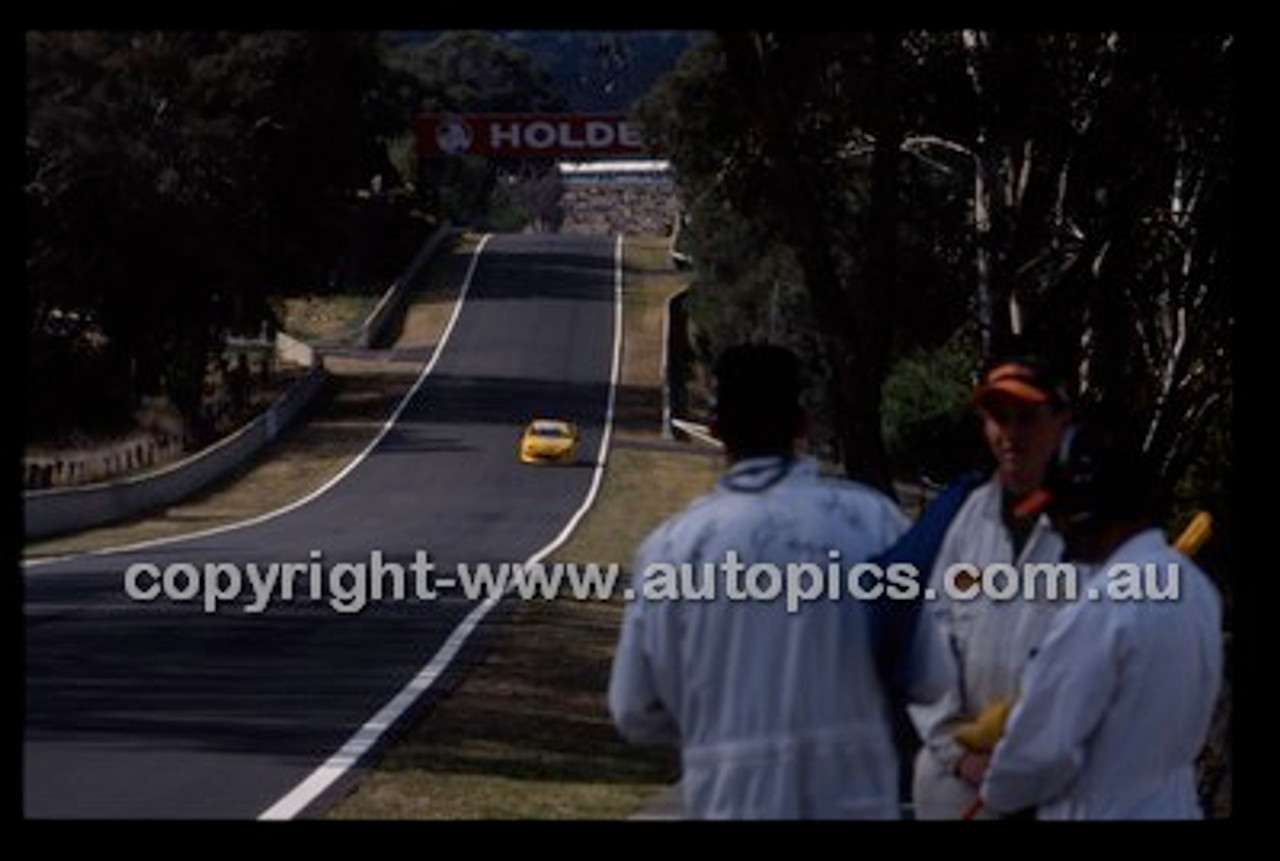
[976,418,1223,819]
[608,344,954,819]
[908,355,1075,819]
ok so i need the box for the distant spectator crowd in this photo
[560,183,678,237]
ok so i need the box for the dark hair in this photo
[1045,414,1158,528]
[712,343,805,458]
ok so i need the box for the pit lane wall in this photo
[23,363,327,541]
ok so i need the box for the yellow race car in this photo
[519,418,579,464]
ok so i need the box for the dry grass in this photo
[276,293,379,345]
[329,435,719,820]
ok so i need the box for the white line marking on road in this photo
[257,234,626,820]
[524,233,623,567]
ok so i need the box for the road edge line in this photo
[257,233,626,821]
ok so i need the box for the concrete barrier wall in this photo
[357,221,455,348]
[23,365,328,541]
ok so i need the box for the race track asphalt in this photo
[22,232,621,819]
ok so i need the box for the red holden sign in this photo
[413,113,651,158]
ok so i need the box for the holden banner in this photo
[412,113,654,158]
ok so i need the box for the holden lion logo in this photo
[435,115,474,155]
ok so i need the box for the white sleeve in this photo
[908,683,968,775]
[607,561,680,746]
[906,526,970,774]
[980,602,1121,813]
[905,608,959,710]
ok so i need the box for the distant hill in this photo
[389,30,710,113]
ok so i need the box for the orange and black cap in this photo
[973,356,1071,411]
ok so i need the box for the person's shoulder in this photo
[933,470,1000,528]
[807,472,886,505]
[847,480,911,522]
[1104,528,1222,609]
[799,460,888,500]
[802,467,913,530]
[633,486,726,558]
[952,470,1001,506]
[1104,527,1184,571]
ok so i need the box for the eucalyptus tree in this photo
[642,31,1231,504]
[27,31,414,435]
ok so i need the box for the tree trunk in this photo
[719,32,897,495]
[846,30,901,494]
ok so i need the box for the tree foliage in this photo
[640,32,1232,512]
[385,31,569,226]
[26,31,417,437]
[903,32,1233,495]
[386,30,567,115]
